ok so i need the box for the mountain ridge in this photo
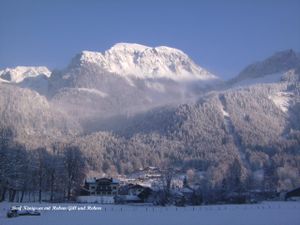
[70,43,218,81]
[0,66,51,83]
[228,49,300,87]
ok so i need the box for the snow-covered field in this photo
[0,201,299,225]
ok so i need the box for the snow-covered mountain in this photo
[228,49,300,87]
[70,43,217,81]
[46,43,219,127]
[0,66,51,83]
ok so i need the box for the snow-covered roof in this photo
[181,187,194,193]
[124,195,141,201]
[112,178,120,184]
[85,178,96,183]
[86,177,119,184]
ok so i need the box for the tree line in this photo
[0,127,86,202]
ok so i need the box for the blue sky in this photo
[0,0,299,79]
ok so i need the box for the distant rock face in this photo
[0,66,51,83]
[70,43,217,81]
[229,49,300,86]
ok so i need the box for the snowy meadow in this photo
[0,201,300,225]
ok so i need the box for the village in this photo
[77,167,195,206]
[77,167,300,206]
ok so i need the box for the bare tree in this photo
[32,148,48,203]
[63,145,86,201]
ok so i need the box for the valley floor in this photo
[0,201,299,225]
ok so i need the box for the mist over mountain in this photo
[47,43,220,130]
[1,45,300,192]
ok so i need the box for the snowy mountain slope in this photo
[0,77,9,83]
[268,91,294,113]
[0,66,51,83]
[70,43,217,81]
[0,84,80,148]
[228,49,300,87]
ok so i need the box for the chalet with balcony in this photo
[78,177,119,204]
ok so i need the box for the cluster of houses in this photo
[77,167,195,205]
[78,177,154,204]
